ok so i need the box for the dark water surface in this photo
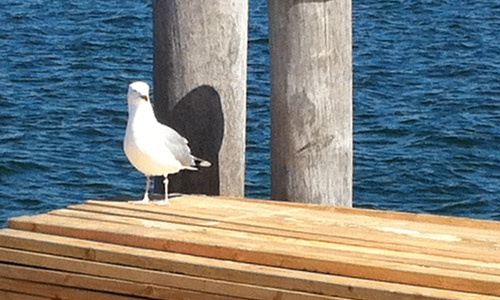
[1,0,499,226]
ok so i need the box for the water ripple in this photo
[1,0,500,227]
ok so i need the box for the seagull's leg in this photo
[143,175,151,201]
[156,176,170,205]
[129,175,151,204]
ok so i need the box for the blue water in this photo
[1,0,499,227]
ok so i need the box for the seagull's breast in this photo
[124,140,181,176]
[124,107,182,176]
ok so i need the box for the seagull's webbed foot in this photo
[155,199,170,205]
[128,195,150,204]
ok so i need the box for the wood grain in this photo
[153,0,247,197]
[2,195,500,299]
[8,211,500,295]
[268,0,353,206]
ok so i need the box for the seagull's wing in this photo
[157,123,196,169]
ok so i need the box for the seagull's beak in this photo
[140,95,149,101]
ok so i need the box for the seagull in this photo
[123,81,211,204]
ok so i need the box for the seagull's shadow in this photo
[154,85,224,195]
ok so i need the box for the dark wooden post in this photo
[268,0,353,206]
[153,1,248,197]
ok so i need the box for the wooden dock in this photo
[0,195,499,300]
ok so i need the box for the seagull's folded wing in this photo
[158,124,196,169]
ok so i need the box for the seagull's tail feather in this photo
[193,156,211,168]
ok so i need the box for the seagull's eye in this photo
[140,95,148,101]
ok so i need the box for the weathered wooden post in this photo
[268,1,353,206]
[153,1,248,197]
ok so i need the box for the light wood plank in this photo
[0,277,144,300]
[87,197,500,249]
[0,263,246,300]
[5,196,500,299]
[2,230,499,300]
[211,195,500,230]
[50,208,500,276]
[75,202,500,274]
[0,290,50,300]
[7,214,500,296]
[188,196,500,242]
[0,247,342,300]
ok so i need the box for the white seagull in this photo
[123,81,211,204]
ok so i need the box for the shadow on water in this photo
[154,85,224,196]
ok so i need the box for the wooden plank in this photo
[7,214,500,296]
[0,247,343,300]
[0,277,145,300]
[0,263,248,300]
[212,195,500,231]
[75,201,500,265]
[0,290,50,300]
[50,208,500,277]
[87,197,500,249]
[180,196,500,241]
[2,229,499,300]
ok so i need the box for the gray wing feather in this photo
[158,124,196,169]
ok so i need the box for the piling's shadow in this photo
[154,85,224,195]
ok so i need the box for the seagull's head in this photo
[127,81,150,106]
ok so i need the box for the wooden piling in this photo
[268,0,353,206]
[152,1,248,197]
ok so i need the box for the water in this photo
[1,0,499,227]
[353,0,500,219]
